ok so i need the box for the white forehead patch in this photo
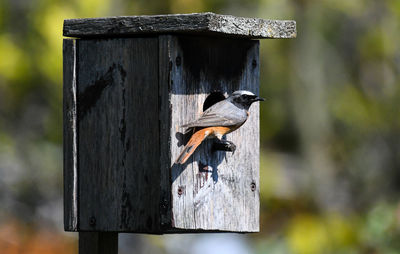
[232,90,256,96]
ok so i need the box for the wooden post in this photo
[79,233,118,254]
[63,12,296,252]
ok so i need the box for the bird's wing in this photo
[182,100,247,128]
[182,113,236,128]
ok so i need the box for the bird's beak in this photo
[253,96,265,102]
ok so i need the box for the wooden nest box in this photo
[63,13,296,234]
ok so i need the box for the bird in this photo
[175,90,264,164]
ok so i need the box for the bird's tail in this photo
[175,128,211,164]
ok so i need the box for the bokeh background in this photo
[1,0,400,253]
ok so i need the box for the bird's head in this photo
[229,90,265,110]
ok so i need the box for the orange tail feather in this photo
[175,128,211,164]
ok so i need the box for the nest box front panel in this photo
[165,36,260,232]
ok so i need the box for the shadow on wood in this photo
[171,137,228,184]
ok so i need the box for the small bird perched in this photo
[176,90,264,164]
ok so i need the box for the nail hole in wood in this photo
[89,216,96,227]
[176,56,181,66]
[177,186,185,196]
[252,59,257,68]
[250,182,256,192]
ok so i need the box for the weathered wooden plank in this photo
[63,12,296,39]
[77,38,160,232]
[79,232,118,254]
[158,35,173,229]
[63,39,78,231]
[166,36,260,232]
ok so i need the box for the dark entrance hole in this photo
[203,91,226,112]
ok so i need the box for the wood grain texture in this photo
[76,38,161,232]
[79,233,118,254]
[162,35,260,232]
[158,36,173,229]
[63,12,296,39]
[63,39,78,231]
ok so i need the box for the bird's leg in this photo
[212,139,236,153]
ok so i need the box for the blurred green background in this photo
[0,0,399,253]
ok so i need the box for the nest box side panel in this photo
[167,35,260,232]
[158,36,173,230]
[76,38,160,232]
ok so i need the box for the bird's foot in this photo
[212,140,236,153]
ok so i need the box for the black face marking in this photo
[231,93,258,110]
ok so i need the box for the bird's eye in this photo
[242,94,248,99]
